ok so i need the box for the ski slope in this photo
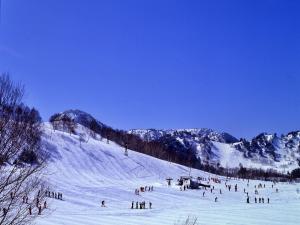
[37,123,300,225]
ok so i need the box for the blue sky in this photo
[0,0,299,139]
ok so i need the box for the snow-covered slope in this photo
[42,123,197,184]
[37,123,300,225]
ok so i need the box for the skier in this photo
[246,197,250,204]
[268,198,270,204]
[255,197,257,203]
[262,198,264,203]
[259,198,261,203]
[131,201,134,209]
[38,206,42,215]
[203,192,205,197]
[29,206,32,215]
[149,202,152,209]
[215,197,218,202]
[2,208,7,217]
[101,200,105,207]
[136,202,138,209]
[44,201,47,209]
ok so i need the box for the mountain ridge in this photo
[48,109,300,172]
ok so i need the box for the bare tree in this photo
[0,74,47,225]
[174,216,198,225]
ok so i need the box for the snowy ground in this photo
[36,124,300,225]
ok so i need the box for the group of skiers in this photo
[246,196,270,204]
[225,182,234,192]
[131,201,152,209]
[198,176,278,206]
[0,191,47,217]
[135,186,154,195]
[28,200,46,216]
[45,190,63,200]
[255,183,266,189]
[224,183,238,192]
[209,177,221,183]
[180,185,190,191]
[255,197,270,204]
[131,185,154,210]
[243,182,275,204]
[23,190,47,216]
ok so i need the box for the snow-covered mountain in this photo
[128,128,238,143]
[233,132,300,170]
[129,129,300,172]
[48,110,300,172]
[50,109,107,129]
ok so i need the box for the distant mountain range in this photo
[48,110,300,173]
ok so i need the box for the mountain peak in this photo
[49,109,107,130]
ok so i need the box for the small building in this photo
[177,176,192,186]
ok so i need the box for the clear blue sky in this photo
[0,0,299,138]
